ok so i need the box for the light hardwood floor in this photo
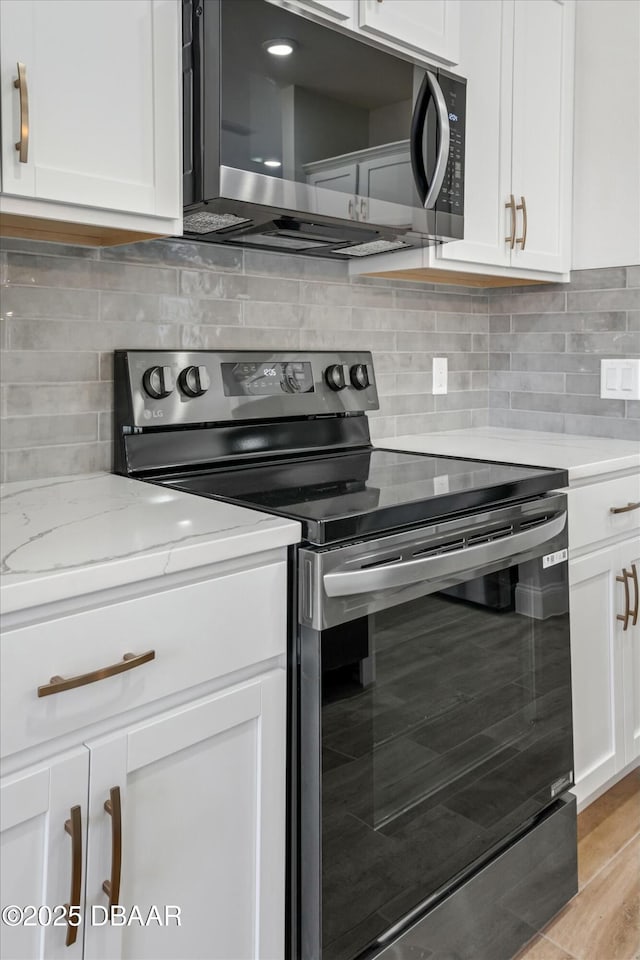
[515,770,640,960]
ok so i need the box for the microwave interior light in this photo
[264,159,282,168]
[263,39,296,56]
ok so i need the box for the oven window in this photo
[320,561,572,960]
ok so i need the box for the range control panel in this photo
[115,350,379,428]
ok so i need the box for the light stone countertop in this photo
[0,473,300,616]
[377,428,640,483]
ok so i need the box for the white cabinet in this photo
[568,473,640,808]
[1,556,288,960]
[1,749,88,960]
[0,0,181,244]
[572,0,640,269]
[358,0,460,65]
[83,674,285,960]
[434,0,575,277]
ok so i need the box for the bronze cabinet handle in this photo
[37,650,155,698]
[13,62,29,163]
[505,194,516,249]
[64,805,83,947]
[610,501,640,515]
[617,568,631,631]
[103,787,122,909]
[630,564,639,627]
[516,195,527,249]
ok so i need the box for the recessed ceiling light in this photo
[264,159,282,168]
[263,38,296,56]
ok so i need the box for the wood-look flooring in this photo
[515,770,640,960]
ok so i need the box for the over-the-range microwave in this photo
[182,0,466,258]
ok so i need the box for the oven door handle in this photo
[323,512,567,597]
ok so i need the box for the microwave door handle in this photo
[410,72,431,205]
[423,73,450,209]
[323,512,567,598]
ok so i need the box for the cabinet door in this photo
[620,543,640,764]
[0,0,180,218]
[509,0,574,272]
[569,545,625,805]
[436,0,513,268]
[359,0,460,65]
[307,163,357,217]
[83,672,286,960]
[0,749,88,960]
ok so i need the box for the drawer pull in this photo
[617,568,632,630]
[102,786,122,910]
[610,501,640,515]
[64,805,82,946]
[37,650,155,698]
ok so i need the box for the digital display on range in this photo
[221,361,315,396]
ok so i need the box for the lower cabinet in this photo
[0,749,89,960]
[1,671,286,960]
[570,538,640,805]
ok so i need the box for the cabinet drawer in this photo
[1,560,287,760]
[569,474,640,553]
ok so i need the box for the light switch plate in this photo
[600,359,640,400]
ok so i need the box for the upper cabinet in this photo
[434,0,575,278]
[0,0,182,245]
[351,0,575,284]
[572,0,640,270]
[267,0,461,65]
[358,0,460,64]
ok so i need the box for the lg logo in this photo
[143,409,164,420]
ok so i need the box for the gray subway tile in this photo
[625,400,640,419]
[160,297,242,325]
[489,371,565,393]
[489,290,566,315]
[581,311,627,332]
[510,352,601,374]
[396,332,472,352]
[510,312,583,333]
[566,331,640,354]
[489,408,565,433]
[488,390,510,409]
[101,292,161,324]
[567,288,640,312]
[179,325,301,351]
[398,410,474,433]
[368,417,397,440]
[2,413,98,449]
[5,253,177,294]
[472,333,489,351]
[243,301,302,327]
[563,415,640,442]
[628,311,640,331]
[301,305,352,330]
[627,265,640,288]
[4,442,110,482]
[489,353,510,371]
[6,382,112,417]
[300,281,352,306]
[437,312,489,332]
[490,333,566,353]
[351,307,434,332]
[510,391,625,418]
[101,238,243,272]
[300,329,395,352]
[244,250,348,282]
[0,351,98,384]
[568,267,627,290]
[8,319,182,352]
[489,316,511,333]
[435,390,488,412]
[471,371,488,390]
[350,284,396,308]
[471,408,490,428]
[565,374,601,395]
[180,271,300,302]
[1,286,99,320]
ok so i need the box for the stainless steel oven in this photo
[113,349,577,960]
[298,497,575,960]
[182,0,466,257]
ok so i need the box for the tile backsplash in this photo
[488,267,640,441]
[0,237,638,483]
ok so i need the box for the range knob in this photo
[178,365,210,398]
[142,365,174,399]
[350,363,370,390]
[325,363,349,391]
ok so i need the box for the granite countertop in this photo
[0,473,300,616]
[377,428,640,483]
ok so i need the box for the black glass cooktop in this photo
[157,447,567,545]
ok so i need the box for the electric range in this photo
[114,350,577,960]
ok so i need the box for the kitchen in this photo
[0,1,639,960]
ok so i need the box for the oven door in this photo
[297,494,573,960]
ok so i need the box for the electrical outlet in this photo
[432,357,448,395]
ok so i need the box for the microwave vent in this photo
[343,238,413,256]
[184,212,252,233]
